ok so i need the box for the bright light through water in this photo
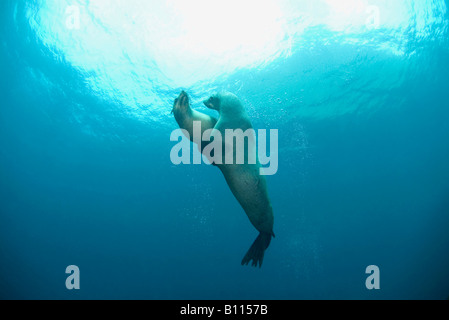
[24,0,448,120]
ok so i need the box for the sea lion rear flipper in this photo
[241,232,273,268]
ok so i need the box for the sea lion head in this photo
[203,94,221,111]
[204,92,243,114]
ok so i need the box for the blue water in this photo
[1,0,449,300]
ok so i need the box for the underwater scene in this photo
[1,0,449,300]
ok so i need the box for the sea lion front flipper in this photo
[171,97,179,114]
[172,91,218,150]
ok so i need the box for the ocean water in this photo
[1,0,449,300]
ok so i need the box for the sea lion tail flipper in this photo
[241,232,273,268]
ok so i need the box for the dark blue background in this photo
[1,0,449,299]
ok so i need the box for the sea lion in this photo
[172,91,275,268]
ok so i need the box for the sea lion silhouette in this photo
[172,91,275,267]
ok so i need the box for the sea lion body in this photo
[172,91,274,267]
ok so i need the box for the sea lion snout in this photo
[203,96,220,111]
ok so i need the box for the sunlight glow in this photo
[25,0,448,116]
[77,0,288,86]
